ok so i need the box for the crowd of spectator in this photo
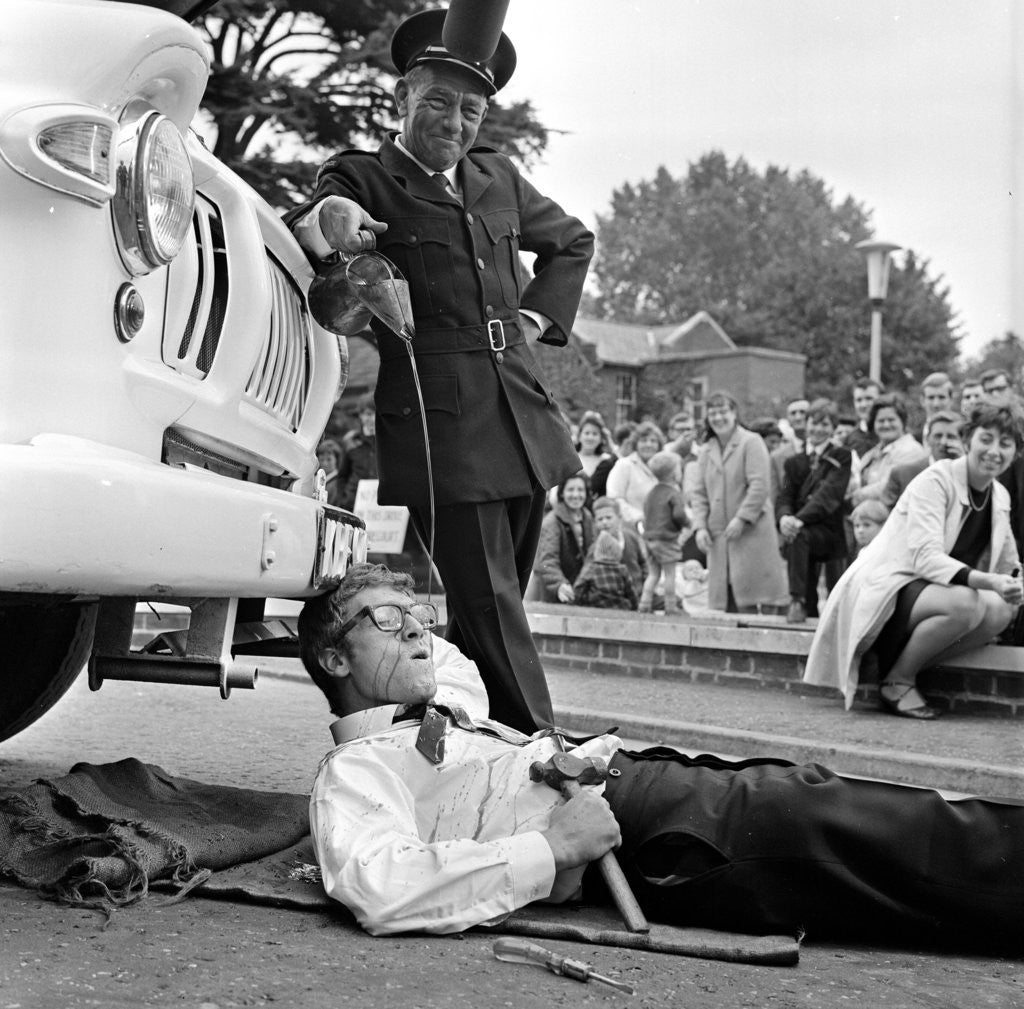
[324,367,1024,644]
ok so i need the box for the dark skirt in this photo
[601,747,1024,948]
[872,577,930,678]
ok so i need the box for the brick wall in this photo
[527,604,1024,718]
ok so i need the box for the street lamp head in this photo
[856,239,902,302]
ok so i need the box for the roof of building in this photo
[573,311,737,366]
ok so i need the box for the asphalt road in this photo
[1,667,1022,1009]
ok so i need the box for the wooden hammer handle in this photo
[561,779,650,934]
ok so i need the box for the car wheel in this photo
[0,599,98,743]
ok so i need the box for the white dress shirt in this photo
[309,636,621,935]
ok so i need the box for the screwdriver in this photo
[493,937,636,995]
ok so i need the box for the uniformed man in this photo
[286,9,593,733]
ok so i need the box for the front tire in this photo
[0,599,97,743]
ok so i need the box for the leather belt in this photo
[378,319,523,360]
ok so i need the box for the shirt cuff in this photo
[292,201,335,260]
[950,565,973,586]
[520,309,551,339]
[501,830,557,905]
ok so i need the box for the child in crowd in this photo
[851,499,889,554]
[590,496,648,589]
[678,559,710,613]
[639,451,690,614]
[573,531,639,610]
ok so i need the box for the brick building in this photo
[532,311,806,430]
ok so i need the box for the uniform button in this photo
[409,234,418,244]
[402,406,412,416]
[495,352,504,363]
[477,258,485,270]
[466,212,474,224]
[485,305,494,317]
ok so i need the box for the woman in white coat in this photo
[805,403,1023,718]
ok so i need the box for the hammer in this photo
[530,750,650,934]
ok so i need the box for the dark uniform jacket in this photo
[286,137,593,508]
[777,444,852,549]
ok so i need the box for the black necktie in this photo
[393,703,474,763]
[432,172,461,204]
[392,702,535,763]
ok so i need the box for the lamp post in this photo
[855,239,901,383]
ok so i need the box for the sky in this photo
[498,0,1020,361]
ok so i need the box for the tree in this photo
[963,332,1024,387]
[591,152,960,394]
[194,0,549,208]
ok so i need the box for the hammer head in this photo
[529,751,609,789]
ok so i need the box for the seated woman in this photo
[532,472,595,603]
[850,393,927,507]
[806,403,1023,719]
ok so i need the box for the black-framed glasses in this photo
[338,602,439,638]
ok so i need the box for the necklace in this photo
[968,483,992,512]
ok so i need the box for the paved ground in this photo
[545,666,1024,797]
[1,667,1022,1008]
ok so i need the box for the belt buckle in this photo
[487,319,507,352]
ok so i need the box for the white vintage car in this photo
[0,0,367,741]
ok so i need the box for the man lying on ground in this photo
[298,563,1024,948]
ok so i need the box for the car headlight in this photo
[112,109,195,275]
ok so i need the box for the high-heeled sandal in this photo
[878,682,940,720]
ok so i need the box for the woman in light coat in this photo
[806,403,1023,718]
[605,421,665,527]
[691,392,787,612]
[851,394,927,506]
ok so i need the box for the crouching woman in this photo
[806,403,1023,718]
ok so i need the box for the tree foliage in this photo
[962,332,1024,386]
[194,0,549,208]
[591,151,960,395]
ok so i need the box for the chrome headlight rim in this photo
[112,108,195,276]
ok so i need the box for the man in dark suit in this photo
[777,399,852,623]
[285,9,593,733]
[881,409,963,508]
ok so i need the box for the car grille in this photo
[242,259,312,432]
[173,198,227,377]
[169,197,312,432]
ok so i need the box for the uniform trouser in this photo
[603,748,1024,949]
[409,490,554,735]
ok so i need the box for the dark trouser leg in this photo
[409,491,553,734]
[603,748,1024,948]
[785,525,839,605]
